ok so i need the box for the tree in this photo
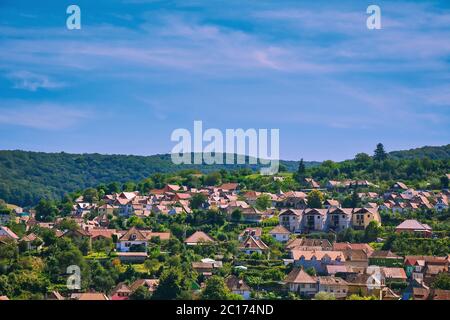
[293,158,306,184]
[373,143,388,161]
[255,194,271,211]
[313,291,336,300]
[201,276,232,300]
[350,189,361,208]
[364,221,382,242]
[82,188,98,203]
[190,193,207,210]
[231,209,243,222]
[307,190,324,208]
[130,286,151,300]
[35,199,59,222]
[431,272,450,290]
[204,172,222,186]
[305,267,316,276]
[152,268,185,300]
[440,175,449,189]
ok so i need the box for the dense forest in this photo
[0,144,449,207]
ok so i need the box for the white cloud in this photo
[7,71,66,91]
[0,103,92,130]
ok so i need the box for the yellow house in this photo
[352,208,381,230]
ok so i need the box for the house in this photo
[333,242,373,271]
[45,291,65,300]
[391,182,408,191]
[163,184,181,193]
[286,238,333,251]
[345,270,384,298]
[238,227,262,242]
[351,207,381,230]
[278,209,303,233]
[302,208,328,232]
[284,267,318,297]
[323,199,340,209]
[129,279,159,295]
[0,226,19,241]
[225,275,251,300]
[70,293,109,300]
[382,267,408,285]
[184,231,215,246]
[20,233,43,251]
[239,236,269,255]
[218,183,239,193]
[325,265,349,276]
[116,227,149,252]
[304,178,320,189]
[317,276,349,299]
[291,249,345,274]
[395,219,432,238]
[239,207,264,223]
[279,191,308,209]
[369,250,404,267]
[269,225,291,242]
[327,208,353,232]
[192,262,218,277]
[434,195,449,212]
[110,283,132,300]
[97,204,115,216]
[116,252,148,263]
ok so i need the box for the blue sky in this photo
[0,0,449,161]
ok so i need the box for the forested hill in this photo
[0,144,449,207]
[0,150,313,206]
[389,144,450,160]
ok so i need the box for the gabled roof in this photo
[269,225,291,235]
[129,279,159,292]
[395,219,432,231]
[285,268,316,284]
[0,226,19,240]
[291,250,345,262]
[239,227,262,238]
[239,236,269,251]
[184,231,215,244]
[279,209,303,216]
[119,227,148,241]
[382,267,407,280]
[225,275,251,291]
[219,183,239,191]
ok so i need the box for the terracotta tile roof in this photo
[184,231,215,244]
[285,268,317,284]
[0,226,19,240]
[71,293,109,300]
[318,276,348,286]
[239,236,269,251]
[129,279,159,292]
[395,219,432,231]
[119,227,148,241]
[239,227,262,238]
[219,183,239,191]
[269,225,291,235]
[382,267,407,280]
[291,250,346,262]
[431,289,450,300]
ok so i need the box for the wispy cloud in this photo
[7,71,66,91]
[0,102,92,130]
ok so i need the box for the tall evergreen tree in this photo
[373,143,388,161]
[294,158,306,184]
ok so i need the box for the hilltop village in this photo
[1,169,449,301]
